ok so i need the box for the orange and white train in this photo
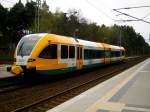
[7,33,125,76]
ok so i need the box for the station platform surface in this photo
[0,64,13,78]
[47,58,150,112]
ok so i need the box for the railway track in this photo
[13,57,146,112]
[0,77,25,93]
[0,57,147,112]
[0,75,55,94]
[14,67,124,112]
[0,76,38,94]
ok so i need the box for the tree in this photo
[0,4,7,32]
[0,4,8,46]
[24,1,36,29]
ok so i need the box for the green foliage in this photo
[0,4,7,32]
[24,1,36,28]
[0,4,8,46]
[0,1,150,59]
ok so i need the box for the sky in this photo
[1,0,150,42]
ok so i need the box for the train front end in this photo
[7,34,43,76]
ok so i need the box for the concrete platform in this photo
[0,64,13,78]
[47,58,150,112]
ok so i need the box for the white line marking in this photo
[124,106,150,112]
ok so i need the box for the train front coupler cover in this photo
[7,65,23,75]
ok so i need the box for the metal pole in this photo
[34,2,37,32]
[73,29,79,38]
[37,0,41,32]
[73,29,79,42]
[119,29,122,46]
[35,0,41,33]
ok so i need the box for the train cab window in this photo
[39,44,57,59]
[122,51,125,56]
[61,45,68,59]
[69,46,75,58]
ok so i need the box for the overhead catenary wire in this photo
[85,0,116,21]
[115,5,150,10]
[113,5,150,24]
[142,11,150,19]
[96,0,112,11]
[113,9,150,25]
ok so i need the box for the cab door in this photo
[76,46,83,69]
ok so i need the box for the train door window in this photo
[69,46,75,58]
[80,47,82,59]
[77,47,80,59]
[39,44,57,59]
[61,45,68,59]
[105,50,111,58]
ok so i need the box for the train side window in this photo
[116,51,120,57]
[84,49,104,59]
[61,45,68,59]
[98,50,104,58]
[69,46,75,58]
[111,51,115,57]
[122,51,125,56]
[84,49,89,59]
[39,44,57,59]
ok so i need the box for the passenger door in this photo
[76,46,83,69]
[104,48,111,64]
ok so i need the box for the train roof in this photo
[45,34,104,49]
[24,33,125,50]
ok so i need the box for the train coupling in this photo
[7,65,23,76]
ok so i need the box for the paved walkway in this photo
[47,58,150,112]
[0,64,13,78]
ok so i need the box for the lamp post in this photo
[119,28,122,46]
[73,29,79,38]
[73,29,79,42]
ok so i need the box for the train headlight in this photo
[28,58,36,62]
